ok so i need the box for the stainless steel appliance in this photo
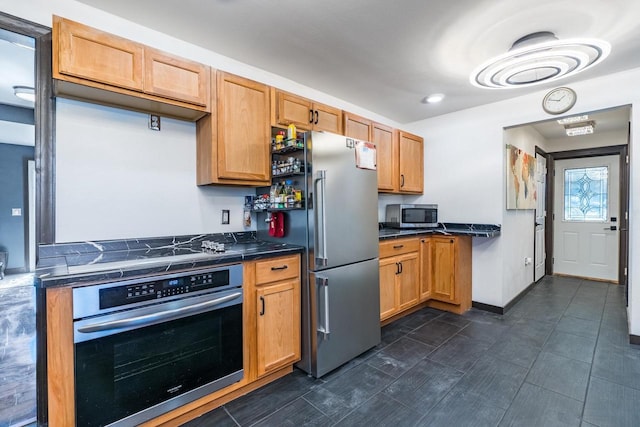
[385,203,438,228]
[258,131,380,378]
[72,264,243,427]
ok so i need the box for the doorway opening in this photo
[522,106,630,294]
[0,11,54,427]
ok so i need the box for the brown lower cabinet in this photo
[253,255,301,377]
[380,235,472,322]
[44,254,301,427]
[379,238,420,321]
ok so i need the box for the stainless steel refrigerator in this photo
[258,130,380,378]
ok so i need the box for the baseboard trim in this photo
[630,334,640,345]
[471,301,503,315]
[503,280,537,314]
[472,280,537,316]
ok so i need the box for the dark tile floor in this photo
[184,276,640,427]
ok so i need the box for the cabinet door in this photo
[313,102,343,134]
[256,279,300,376]
[144,47,210,107]
[397,253,419,311]
[55,16,144,91]
[398,131,424,193]
[274,90,313,130]
[217,72,271,182]
[379,257,398,321]
[373,123,398,192]
[343,112,371,141]
[419,238,433,301]
[431,237,458,303]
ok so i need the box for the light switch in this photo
[12,208,21,217]
[221,210,230,224]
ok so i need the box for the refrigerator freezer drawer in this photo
[309,258,380,377]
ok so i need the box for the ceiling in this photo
[1,1,637,147]
[529,106,630,139]
[73,0,640,124]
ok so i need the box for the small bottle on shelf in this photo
[287,124,296,146]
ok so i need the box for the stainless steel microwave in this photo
[385,204,438,228]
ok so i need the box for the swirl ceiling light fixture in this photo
[470,31,611,89]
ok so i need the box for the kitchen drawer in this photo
[255,255,300,285]
[379,237,419,258]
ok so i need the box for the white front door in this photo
[553,155,619,282]
[535,154,547,282]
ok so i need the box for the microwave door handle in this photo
[77,292,242,334]
[314,170,328,267]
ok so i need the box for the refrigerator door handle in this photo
[314,170,328,266]
[316,276,330,339]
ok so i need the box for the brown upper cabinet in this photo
[397,131,424,193]
[377,129,424,194]
[343,112,422,194]
[196,71,271,186]
[53,16,210,121]
[143,47,209,107]
[372,122,398,192]
[271,89,343,134]
[343,112,371,141]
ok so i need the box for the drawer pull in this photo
[393,244,404,249]
[271,265,288,271]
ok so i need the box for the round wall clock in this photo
[542,87,577,115]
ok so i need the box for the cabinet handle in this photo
[309,109,314,124]
[399,262,403,274]
[400,174,405,187]
[421,239,426,243]
[393,244,404,249]
[259,296,265,316]
[271,265,288,271]
[395,262,400,275]
[314,110,319,124]
[450,239,454,243]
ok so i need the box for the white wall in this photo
[502,126,546,303]
[404,68,640,337]
[55,99,255,241]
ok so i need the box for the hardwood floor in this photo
[0,276,36,427]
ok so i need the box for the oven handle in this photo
[77,292,242,334]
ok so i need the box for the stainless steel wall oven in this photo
[72,264,244,427]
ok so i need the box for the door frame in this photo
[0,11,55,426]
[544,144,629,290]
[534,146,549,282]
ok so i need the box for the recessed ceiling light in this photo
[565,121,595,136]
[470,32,611,89]
[422,93,445,104]
[13,86,35,102]
[557,115,589,125]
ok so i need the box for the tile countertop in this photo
[379,223,501,240]
[36,231,304,288]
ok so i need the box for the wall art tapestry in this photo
[506,144,537,210]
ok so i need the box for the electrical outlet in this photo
[149,114,161,131]
[221,210,230,224]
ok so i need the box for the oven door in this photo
[73,289,243,427]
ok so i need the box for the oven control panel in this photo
[79,264,244,314]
